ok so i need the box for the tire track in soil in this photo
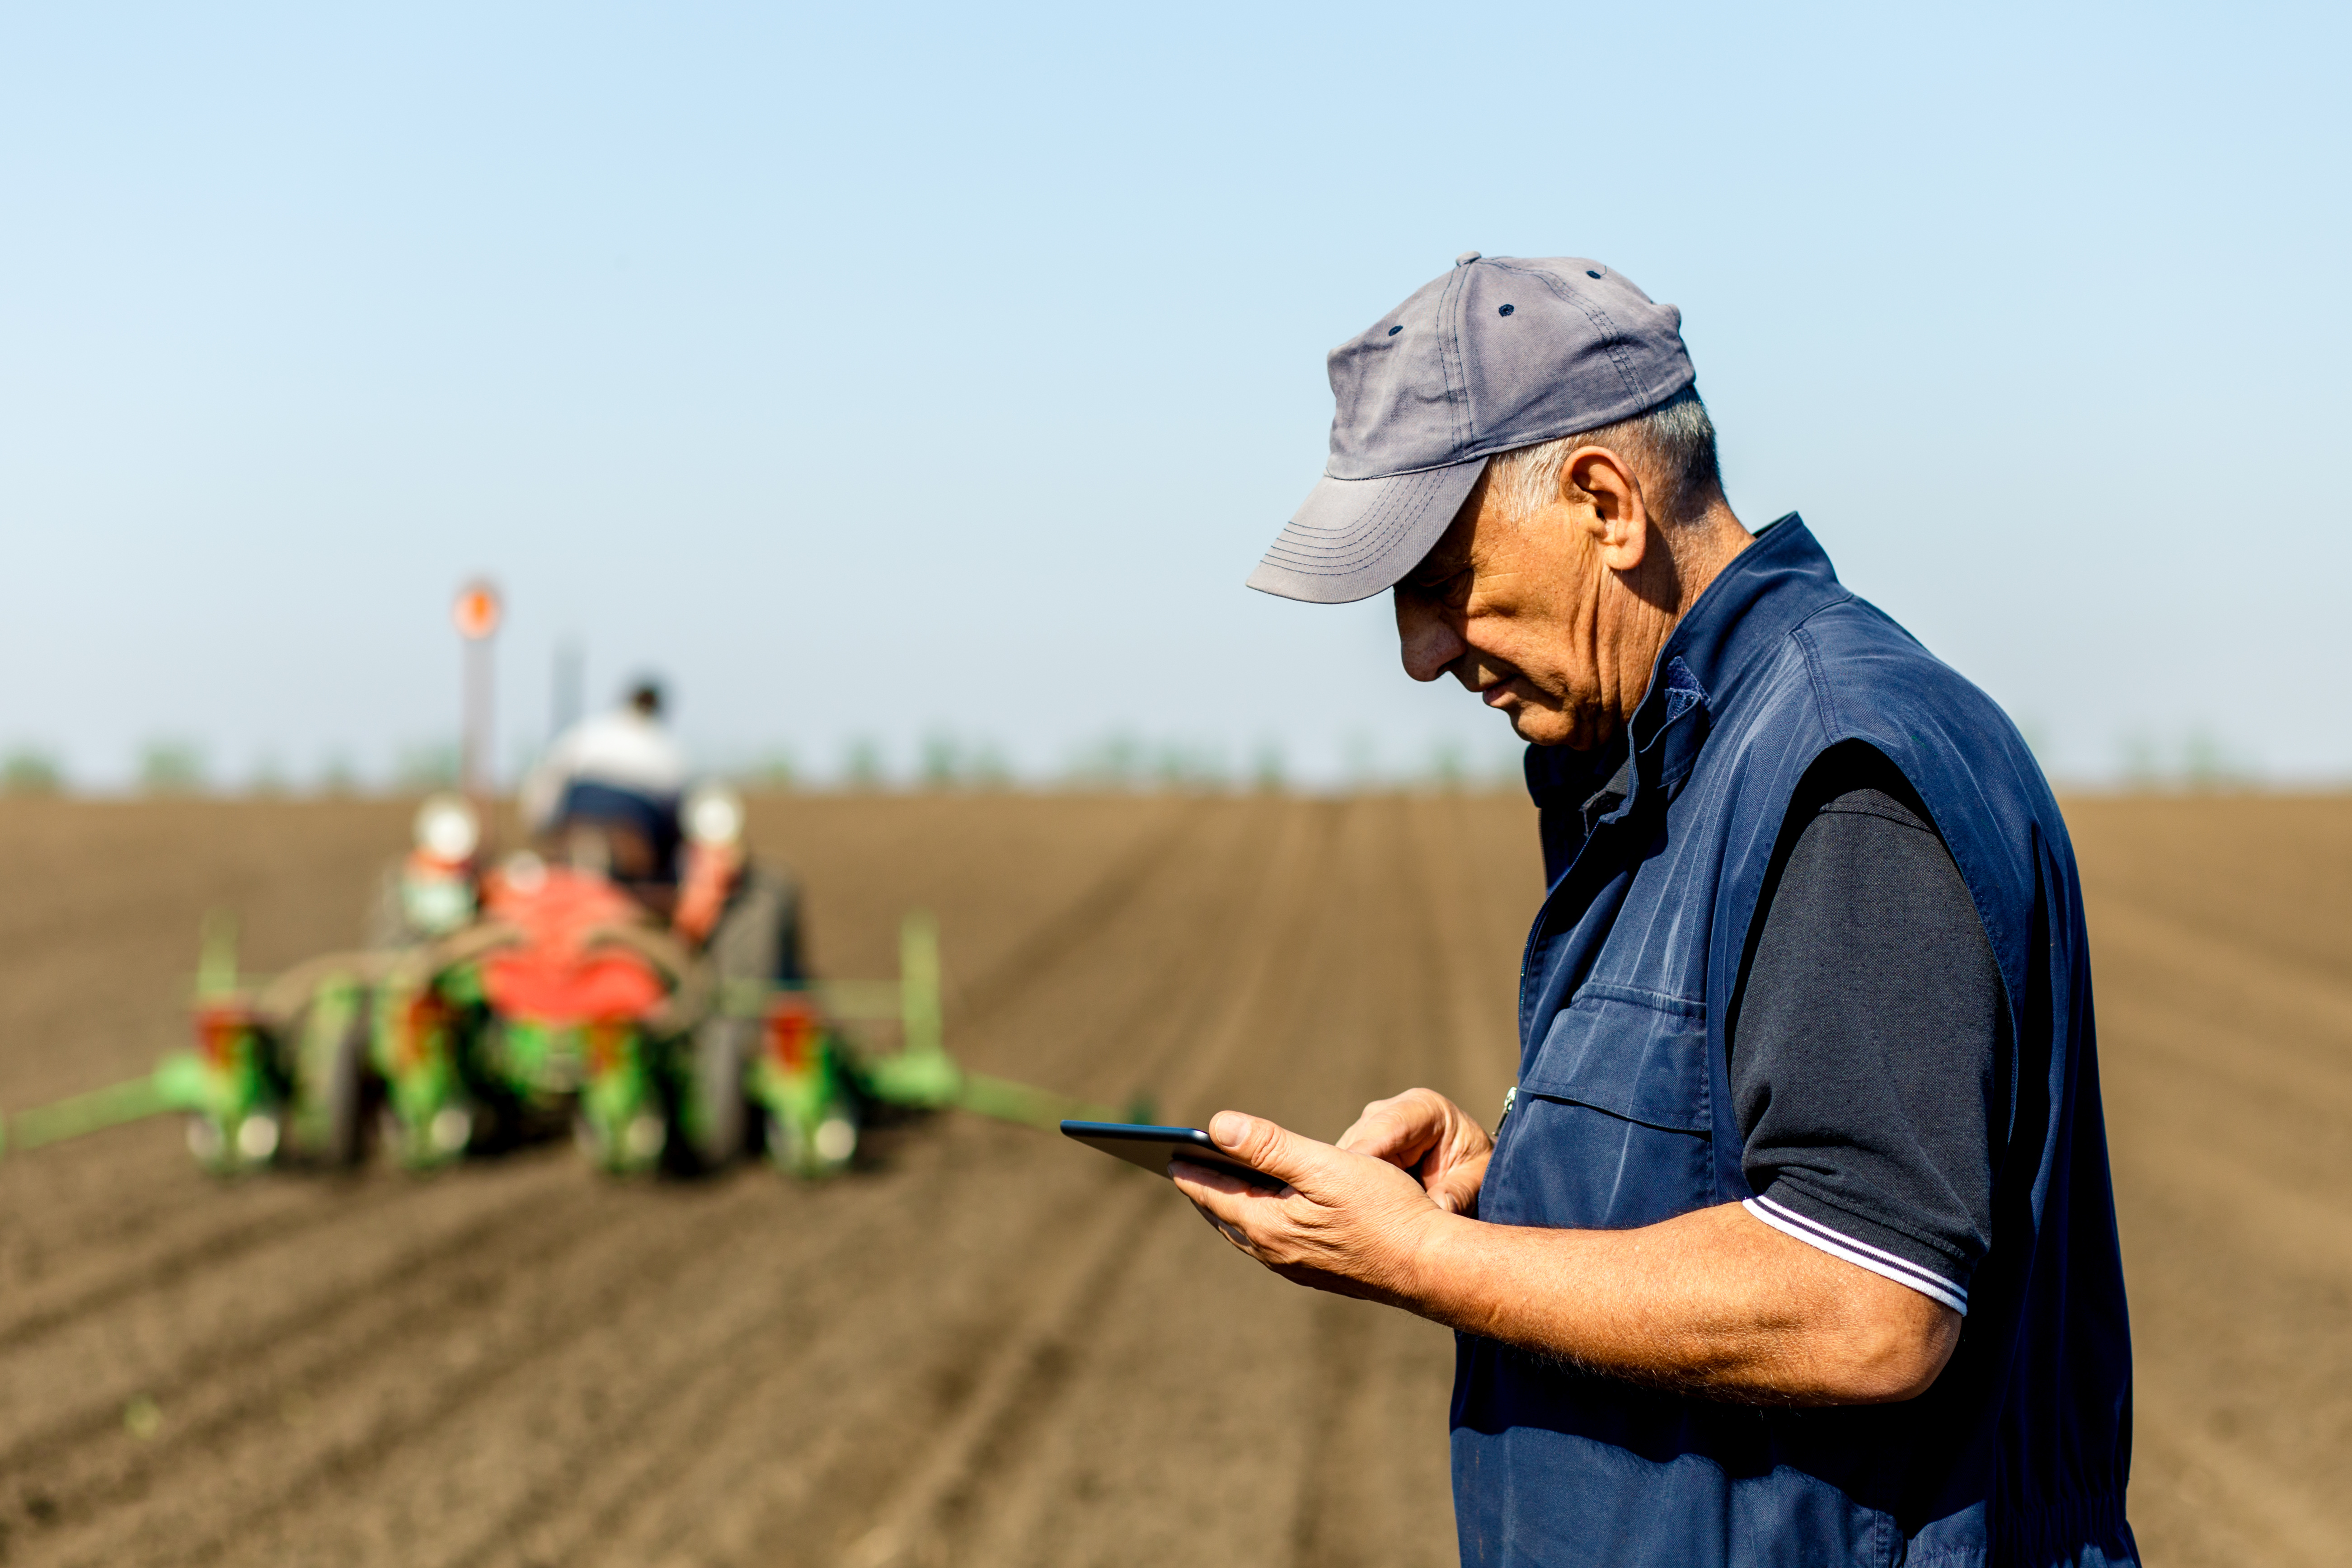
[548,812,1303,1568]
[9,1160,605,1555]
[0,1156,585,1478]
[1166,796,1509,1568]
[944,798,1217,1031]
[421,1126,1168,1568]
[883,798,1416,1568]
[834,1181,1174,1568]
[777,806,1335,1566]
[275,1141,1012,1568]
[1285,797,1459,1568]
[0,1170,419,1357]
[4,1146,318,1274]
[956,798,1302,1110]
[29,1170,790,1568]
[545,1141,1176,1568]
[764,801,1345,1568]
[1217,796,1483,1568]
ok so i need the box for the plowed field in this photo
[0,793,2341,1566]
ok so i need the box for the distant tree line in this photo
[0,726,2277,799]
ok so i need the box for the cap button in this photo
[1455,250,1482,267]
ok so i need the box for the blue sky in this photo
[0,1,2343,789]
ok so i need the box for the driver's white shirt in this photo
[520,709,689,831]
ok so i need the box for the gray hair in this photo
[1487,385,1725,528]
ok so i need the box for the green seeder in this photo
[3,903,1129,1178]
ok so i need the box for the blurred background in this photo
[0,0,2343,796]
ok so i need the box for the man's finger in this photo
[1427,1170,1477,1216]
[1169,1158,1268,1218]
[1168,1157,1256,1199]
[1170,1158,1288,1257]
[1181,1194,1257,1254]
[1337,1104,1417,1160]
[1336,1089,1450,1164]
[1426,1152,1490,1216]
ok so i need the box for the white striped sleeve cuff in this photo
[1743,1194,1969,1315]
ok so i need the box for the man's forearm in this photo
[1175,1108,1960,1407]
[1397,1200,1959,1405]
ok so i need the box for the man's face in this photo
[1392,470,1614,750]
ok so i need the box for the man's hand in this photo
[1335,1088,1492,1215]
[1169,1110,1453,1307]
[1169,1099,1961,1406]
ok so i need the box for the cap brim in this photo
[1245,458,1488,604]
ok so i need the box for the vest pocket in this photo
[1483,986,1716,1232]
[1519,983,1710,1132]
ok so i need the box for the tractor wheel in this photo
[707,866,801,986]
[315,1013,369,1168]
[683,1016,753,1170]
[284,983,372,1168]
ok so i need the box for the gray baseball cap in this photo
[1247,252,1695,604]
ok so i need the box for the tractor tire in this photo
[315,1009,370,1168]
[282,977,374,1168]
[677,868,795,1172]
[683,1015,753,1169]
[707,865,802,986]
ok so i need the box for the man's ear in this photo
[1564,447,1650,571]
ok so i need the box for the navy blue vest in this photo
[1452,517,2136,1567]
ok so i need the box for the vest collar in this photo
[1662,511,1840,692]
[1629,512,1843,737]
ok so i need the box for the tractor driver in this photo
[520,678,689,909]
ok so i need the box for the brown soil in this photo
[0,792,2337,1566]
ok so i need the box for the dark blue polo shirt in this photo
[1450,516,2136,1567]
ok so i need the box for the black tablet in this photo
[1059,1120,1288,1191]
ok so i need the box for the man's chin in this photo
[1505,707,1588,749]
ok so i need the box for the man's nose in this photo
[1395,599,1465,684]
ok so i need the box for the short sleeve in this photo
[1728,744,2006,1315]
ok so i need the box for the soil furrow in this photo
[7,1167,605,1553]
[431,1129,1140,1568]
[41,1175,784,1568]
[0,1156,588,1486]
[521,800,1300,1567]
[0,1170,417,1356]
[944,798,1213,1029]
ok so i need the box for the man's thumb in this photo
[1208,1111,1301,1181]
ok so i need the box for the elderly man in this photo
[1175,254,2135,1566]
